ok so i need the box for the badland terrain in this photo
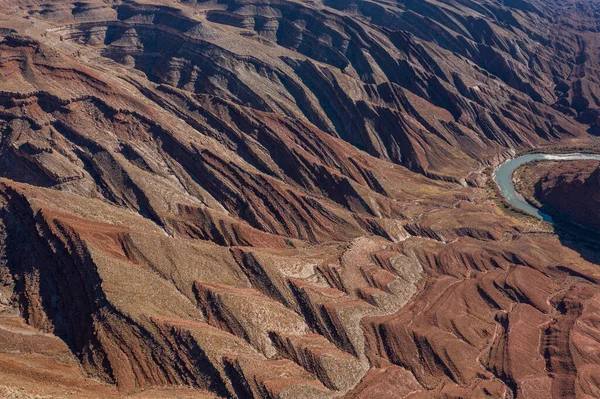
[0,0,600,398]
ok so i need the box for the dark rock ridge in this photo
[45,0,600,179]
[0,0,599,398]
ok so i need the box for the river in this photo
[493,153,600,222]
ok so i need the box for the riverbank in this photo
[513,159,600,231]
[512,160,550,209]
[516,142,600,157]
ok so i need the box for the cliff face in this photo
[526,161,600,230]
[1,0,600,398]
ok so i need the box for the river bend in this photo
[493,153,600,222]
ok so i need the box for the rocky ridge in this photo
[0,0,599,398]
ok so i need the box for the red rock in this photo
[0,0,600,398]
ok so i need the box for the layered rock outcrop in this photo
[30,0,600,180]
[0,0,600,398]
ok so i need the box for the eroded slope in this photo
[0,0,599,398]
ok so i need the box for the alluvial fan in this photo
[0,0,600,398]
